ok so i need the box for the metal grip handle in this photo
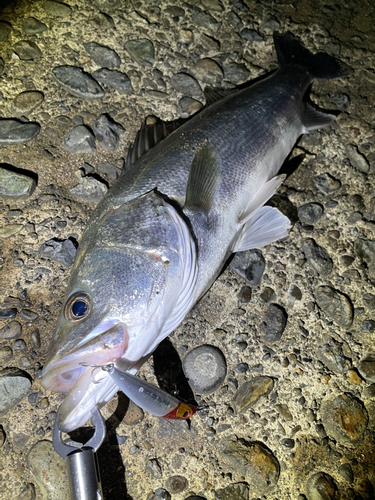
[67,448,103,500]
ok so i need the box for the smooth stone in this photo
[237,285,252,303]
[230,248,265,286]
[0,308,17,319]
[0,119,40,144]
[0,21,12,42]
[315,286,353,328]
[84,42,121,68]
[215,482,249,500]
[191,11,221,32]
[354,239,375,276]
[259,303,287,343]
[317,337,352,373]
[70,177,108,202]
[14,40,42,60]
[13,91,44,115]
[0,224,23,238]
[234,376,274,412]
[358,355,375,383]
[151,488,171,500]
[39,238,76,267]
[321,393,368,445]
[92,68,133,94]
[146,458,162,479]
[338,463,353,483]
[0,367,31,413]
[177,97,202,118]
[260,287,275,303]
[63,125,96,153]
[44,0,72,16]
[22,17,47,35]
[124,38,155,65]
[165,475,188,493]
[240,28,263,41]
[346,145,370,173]
[190,58,223,85]
[19,309,39,321]
[170,73,202,96]
[53,66,104,99]
[182,345,226,393]
[276,404,293,421]
[224,62,250,84]
[93,114,124,151]
[313,173,341,195]
[97,162,120,180]
[306,472,339,500]
[302,238,333,275]
[28,440,69,499]
[0,346,13,364]
[0,320,22,339]
[88,13,114,30]
[298,203,323,224]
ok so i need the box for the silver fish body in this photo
[41,33,345,431]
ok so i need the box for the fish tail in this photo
[273,32,346,81]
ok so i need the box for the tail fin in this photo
[273,32,346,81]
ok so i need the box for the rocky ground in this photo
[0,0,375,499]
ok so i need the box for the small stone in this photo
[306,472,339,500]
[165,475,188,493]
[338,463,353,483]
[13,339,26,350]
[298,203,323,224]
[170,73,202,96]
[224,62,250,84]
[88,12,114,30]
[321,393,368,445]
[146,458,162,479]
[14,40,42,60]
[276,403,293,421]
[340,255,355,267]
[358,355,375,383]
[234,376,274,412]
[0,321,22,339]
[0,367,31,413]
[260,287,275,303]
[317,337,352,373]
[84,42,121,68]
[230,249,265,286]
[63,125,96,154]
[259,303,287,343]
[237,285,251,303]
[124,400,144,425]
[0,346,13,364]
[124,38,155,65]
[361,319,375,332]
[355,239,375,276]
[22,17,47,35]
[39,238,76,267]
[0,224,23,238]
[315,286,353,328]
[0,119,40,145]
[92,68,134,94]
[281,438,295,449]
[302,238,333,275]
[19,309,38,322]
[191,11,221,32]
[240,28,263,41]
[0,426,5,447]
[53,66,104,99]
[313,173,341,195]
[152,488,171,500]
[235,363,248,373]
[13,91,44,115]
[182,345,226,393]
[70,177,108,202]
[93,114,124,151]
[287,284,302,308]
[0,308,17,319]
[178,97,203,118]
[346,145,370,173]
[0,21,12,42]
[44,0,72,16]
[215,482,249,500]
[190,58,223,85]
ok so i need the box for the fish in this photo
[41,32,345,432]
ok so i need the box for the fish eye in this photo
[65,292,91,322]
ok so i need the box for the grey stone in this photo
[39,238,77,267]
[313,173,341,195]
[84,42,121,68]
[170,73,202,96]
[13,91,44,115]
[0,321,22,339]
[152,488,171,500]
[215,482,249,500]
[0,119,40,145]
[124,39,155,65]
[298,203,323,224]
[306,472,339,500]
[18,482,36,500]
[318,337,352,373]
[93,114,124,151]
[19,309,39,321]
[234,376,274,411]
[22,17,47,35]
[190,58,223,85]
[230,248,265,286]
[92,68,133,94]
[88,13,114,30]
[0,346,13,364]
[97,162,120,180]
[0,367,31,413]
[355,239,375,276]
[53,66,104,99]
[240,28,263,41]
[302,238,333,275]
[363,293,375,309]
[361,320,375,333]
[0,224,23,238]
[259,303,287,343]
[315,286,353,328]
[183,345,226,393]
[63,125,96,153]
[177,97,203,118]
[346,145,370,173]
[338,463,353,483]
[0,21,12,42]
[14,40,43,60]
[146,458,162,479]
[191,12,221,32]
[0,308,17,319]
[31,330,41,349]
[70,177,108,202]
[225,11,243,30]
[44,0,72,16]
[224,62,250,84]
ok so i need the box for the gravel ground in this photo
[0,0,375,499]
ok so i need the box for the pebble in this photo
[190,58,223,85]
[53,66,104,99]
[237,285,251,303]
[165,475,188,493]
[318,337,352,373]
[124,38,155,65]
[14,40,43,60]
[22,17,47,35]
[354,239,375,276]
[357,355,375,383]
[298,203,323,224]
[182,345,226,393]
[259,303,287,343]
[0,346,13,364]
[315,285,353,328]
[215,482,249,500]
[84,42,121,68]
[44,0,72,16]
[13,91,44,115]
[191,11,221,32]
[92,68,134,94]
[287,284,302,308]
[178,97,203,118]
[302,238,333,275]
[146,458,163,479]
[361,319,375,332]
[97,162,120,181]
[89,12,114,30]
[0,224,23,238]
[93,114,124,151]
[0,320,22,339]
[306,472,338,500]
[0,308,17,319]
[63,125,96,153]
[221,439,279,491]
[0,21,12,42]
[240,28,263,41]
[224,62,250,84]
[70,176,108,202]
[152,488,171,500]
[362,293,375,309]
[170,73,202,96]
[19,309,39,321]
[234,376,274,412]
[0,367,31,413]
[313,173,341,195]
[321,393,368,445]
[235,362,248,373]
[0,119,40,144]
[338,463,353,483]
[230,249,265,286]
[39,238,76,267]
[346,145,370,173]
[13,339,26,350]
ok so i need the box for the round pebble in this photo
[22,17,47,35]
[93,114,124,151]
[13,91,44,115]
[306,472,338,500]
[0,320,22,339]
[84,42,121,68]
[14,40,42,60]
[182,345,226,394]
[0,308,17,319]
[190,58,223,85]
[298,203,324,224]
[170,73,202,96]
[178,97,203,118]
[70,177,108,203]
[124,38,155,65]
[313,173,341,195]
[215,482,249,500]
[0,346,13,364]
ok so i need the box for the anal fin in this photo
[302,102,336,132]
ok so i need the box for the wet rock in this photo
[0,320,22,339]
[302,238,333,275]
[190,58,223,85]
[313,173,341,195]
[13,91,44,115]
[44,0,72,16]
[234,376,274,411]
[93,114,124,151]
[0,21,12,42]
[0,224,23,238]
[357,355,375,383]
[306,472,339,500]
[14,40,42,60]
[39,238,76,267]
[84,42,120,68]
[70,176,108,202]
[346,145,370,173]
[170,73,202,96]
[146,458,162,478]
[124,39,155,65]
[0,119,40,144]
[315,286,353,328]
[259,303,287,343]
[191,11,221,32]
[0,346,13,364]
[0,167,36,200]
[53,66,104,99]
[354,239,375,276]
[63,125,96,153]
[224,62,250,84]
[0,367,31,413]
[165,475,188,493]
[221,439,279,491]
[338,463,353,483]
[318,337,352,373]
[230,249,265,286]
[22,17,47,35]
[240,28,263,41]
[178,97,203,118]
[215,482,249,500]
[92,68,134,94]
[124,400,144,425]
[298,203,323,224]
[28,440,69,498]
[182,345,226,393]
[321,393,368,445]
